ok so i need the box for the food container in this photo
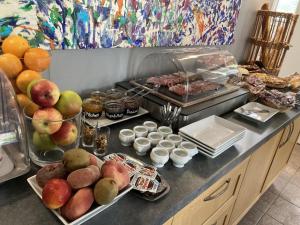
[82,98,103,119]
[158,126,173,138]
[119,129,135,146]
[23,108,81,167]
[133,137,151,156]
[157,140,175,153]
[90,90,107,102]
[133,126,148,138]
[106,89,124,100]
[170,148,191,168]
[147,132,163,146]
[150,147,169,168]
[143,121,158,132]
[104,100,125,120]
[179,141,198,157]
[123,97,140,115]
[166,134,182,147]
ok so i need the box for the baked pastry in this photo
[259,89,295,110]
[251,73,288,89]
[285,73,300,90]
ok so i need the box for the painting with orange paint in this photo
[0,0,242,49]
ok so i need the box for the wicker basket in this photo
[246,10,299,75]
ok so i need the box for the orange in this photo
[9,78,22,94]
[16,93,39,117]
[2,35,30,58]
[24,48,51,72]
[16,70,42,94]
[0,53,23,79]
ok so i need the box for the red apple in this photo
[55,90,82,118]
[42,178,72,209]
[28,79,60,107]
[32,108,63,134]
[51,121,78,146]
[101,160,130,191]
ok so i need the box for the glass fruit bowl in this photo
[23,107,81,167]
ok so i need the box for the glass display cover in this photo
[131,47,239,107]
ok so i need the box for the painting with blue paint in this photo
[0,0,242,49]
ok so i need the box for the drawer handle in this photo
[204,178,231,202]
[279,122,294,148]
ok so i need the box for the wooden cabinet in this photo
[229,131,283,225]
[262,117,300,192]
[172,158,249,225]
[202,197,235,225]
[163,217,173,225]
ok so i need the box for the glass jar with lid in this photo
[104,100,125,120]
[82,98,103,119]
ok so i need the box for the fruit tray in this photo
[27,159,133,225]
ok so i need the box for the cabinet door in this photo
[263,117,300,192]
[172,158,249,225]
[202,197,235,225]
[163,217,173,225]
[229,130,283,225]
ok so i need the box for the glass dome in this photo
[0,70,30,183]
[132,47,239,107]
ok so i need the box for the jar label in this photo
[126,108,138,115]
[84,111,101,119]
[105,112,124,120]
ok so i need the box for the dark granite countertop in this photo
[1,109,300,225]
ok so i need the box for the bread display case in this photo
[130,48,240,107]
[0,71,30,183]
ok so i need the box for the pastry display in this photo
[259,89,295,110]
[146,73,185,87]
[250,73,288,89]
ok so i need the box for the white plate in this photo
[179,132,245,152]
[85,107,148,127]
[179,116,246,149]
[234,102,279,123]
[27,158,133,225]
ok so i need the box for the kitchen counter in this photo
[1,109,300,225]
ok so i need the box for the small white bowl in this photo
[143,121,158,132]
[179,141,198,157]
[166,134,183,147]
[148,132,164,146]
[133,137,151,156]
[133,126,148,138]
[150,147,169,168]
[119,129,135,146]
[170,148,191,168]
[158,126,173,138]
[157,140,175,153]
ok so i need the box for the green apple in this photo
[33,131,56,152]
[55,90,82,118]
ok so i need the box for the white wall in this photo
[279,5,300,76]
[48,0,267,94]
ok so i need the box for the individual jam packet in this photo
[137,165,157,179]
[104,153,126,162]
[122,160,139,177]
[131,174,159,193]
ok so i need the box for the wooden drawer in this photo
[172,158,249,225]
[203,197,235,225]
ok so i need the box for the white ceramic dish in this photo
[157,140,175,153]
[133,126,148,138]
[119,129,135,146]
[150,147,169,168]
[26,156,132,225]
[234,102,279,123]
[157,126,173,138]
[170,148,191,168]
[166,134,183,147]
[179,141,198,157]
[147,132,164,146]
[143,121,158,132]
[179,115,246,149]
[133,137,151,156]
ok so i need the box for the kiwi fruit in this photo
[94,178,118,205]
[63,148,90,172]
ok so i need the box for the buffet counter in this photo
[1,109,300,225]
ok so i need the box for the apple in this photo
[55,90,82,118]
[28,79,60,107]
[51,121,78,146]
[32,108,63,134]
[101,160,130,191]
[33,131,56,152]
[42,178,72,209]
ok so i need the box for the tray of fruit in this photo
[27,149,132,225]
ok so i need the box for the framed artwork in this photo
[0,0,242,49]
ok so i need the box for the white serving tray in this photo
[84,107,148,128]
[179,115,246,150]
[27,158,133,225]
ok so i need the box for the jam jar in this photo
[104,100,125,120]
[105,89,124,100]
[82,98,103,119]
[123,97,140,115]
[90,90,107,102]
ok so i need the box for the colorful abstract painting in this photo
[0,0,242,49]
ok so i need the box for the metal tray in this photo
[234,102,279,124]
[27,157,133,225]
[84,107,148,127]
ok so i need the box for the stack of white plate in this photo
[179,115,246,158]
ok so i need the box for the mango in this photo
[67,165,100,189]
